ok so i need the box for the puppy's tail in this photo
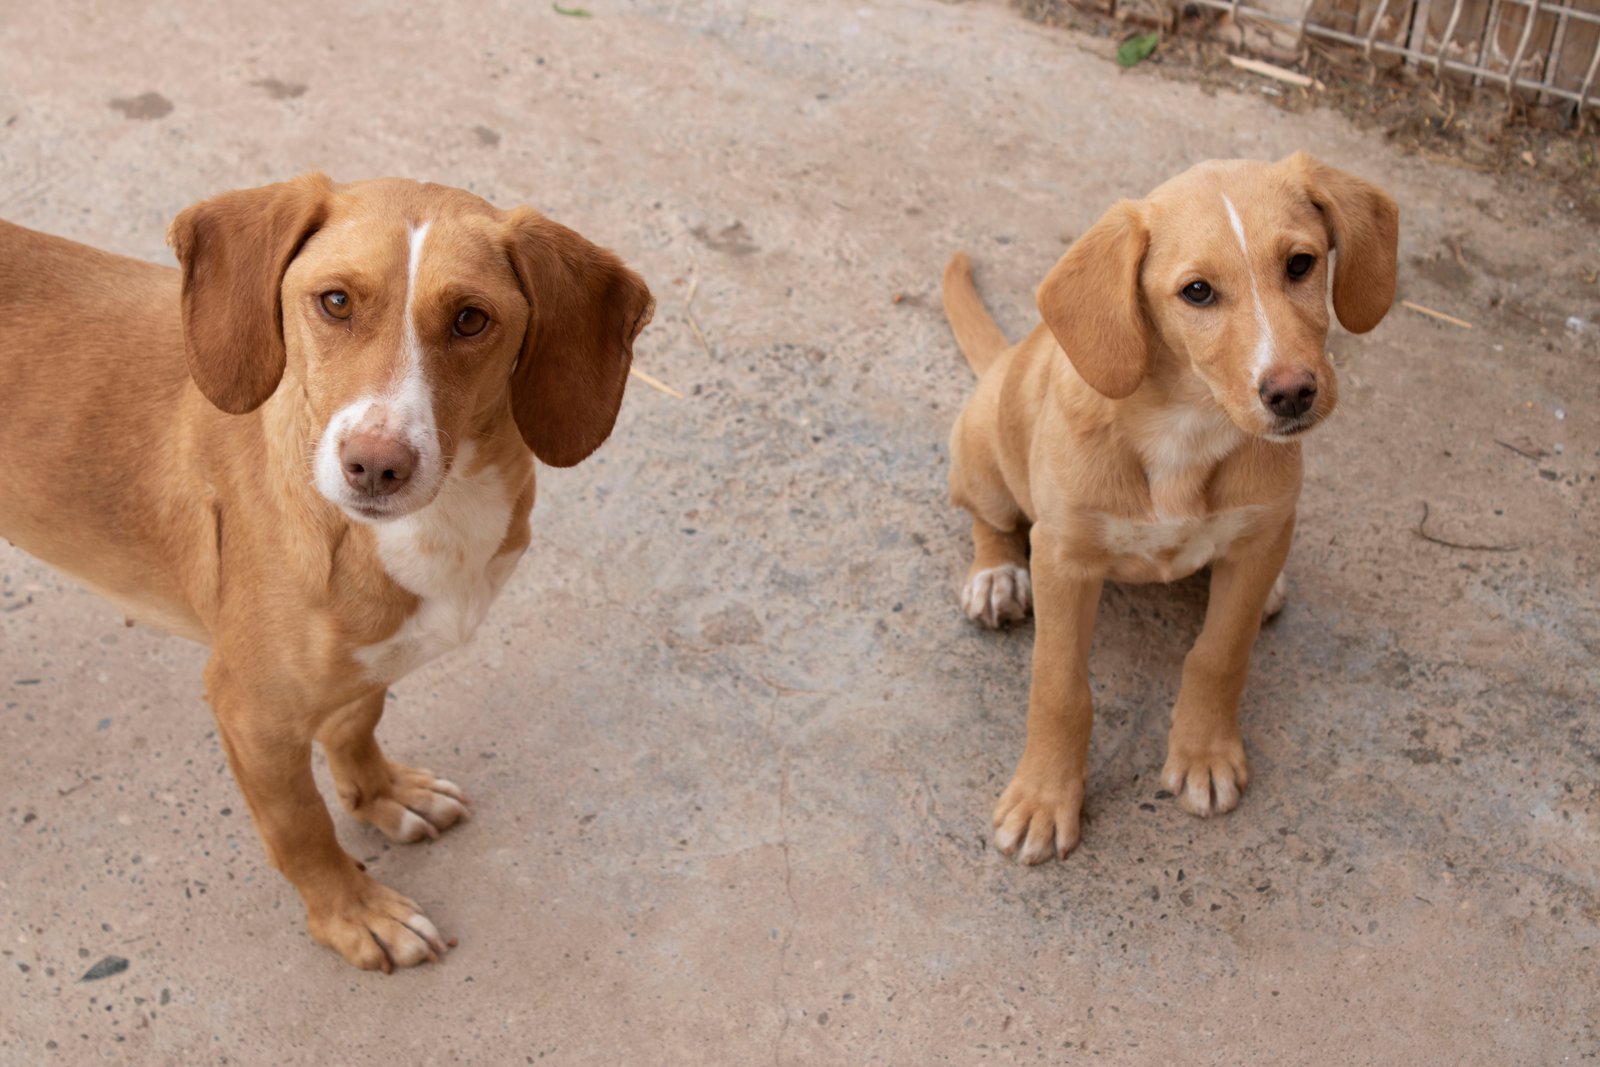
[941,251,1010,376]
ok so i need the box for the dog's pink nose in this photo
[1259,368,1317,420]
[340,432,418,496]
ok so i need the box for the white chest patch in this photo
[355,443,523,683]
[1097,507,1262,581]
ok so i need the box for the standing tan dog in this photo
[944,153,1397,864]
[0,176,653,970]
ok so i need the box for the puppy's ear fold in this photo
[167,173,332,414]
[1036,200,1151,399]
[1288,151,1399,334]
[504,209,654,467]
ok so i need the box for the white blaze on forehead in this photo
[1222,193,1249,256]
[309,219,445,518]
[404,221,431,366]
[391,221,434,441]
[1221,193,1276,380]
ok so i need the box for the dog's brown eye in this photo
[320,291,352,320]
[453,307,489,337]
[1180,280,1214,307]
[1287,253,1316,280]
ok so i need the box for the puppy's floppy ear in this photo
[1287,151,1399,334]
[1036,200,1150,399]
[167,173,332,414]
[504,209,654,467]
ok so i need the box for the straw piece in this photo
[1227,54,1326,89]
[628,366,684,399]
[1401,299,1474,329]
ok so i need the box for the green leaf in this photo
[1115,32,1161,68]
[552,2,592,15]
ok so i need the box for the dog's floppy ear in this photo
[167,173,332,414]
[503,209,654,467]
[1288,151,1399,335]
[1036,200,1151,399]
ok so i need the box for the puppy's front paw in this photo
[992,764,1084,864]
[962,564,1032,629]
[305,876,449,973]
[342,763,471,844]
[1161,734,1248,817]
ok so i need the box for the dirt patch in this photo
[107,91,172,120]
[249,77,307,100]
[1017,0,1600,223]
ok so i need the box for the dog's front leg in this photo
[1162,517,1295,817]
[992,531,1104,863]
[205,659,448,972]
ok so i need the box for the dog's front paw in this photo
[305,875,449,973]
[342,764,471,843]
[992,764,1084,864]
[962,564,1032,629]
[1161,734,1248,817]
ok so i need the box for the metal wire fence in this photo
[1186,0,1600,112]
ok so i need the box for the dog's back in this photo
[0,220,206,635]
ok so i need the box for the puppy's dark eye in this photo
[320,291,352,320]
[453,307,489,338]
[1180,280,1214,307]
[1286,253,1316,280]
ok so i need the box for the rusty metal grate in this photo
[1187,0,1600,112]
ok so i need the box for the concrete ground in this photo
[2,1,1597,1063]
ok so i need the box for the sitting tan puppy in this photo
[0,177,652,969]
[943,153,1398,864]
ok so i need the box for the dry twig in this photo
[1414,501,1518,552]
[1494,438,1547,460]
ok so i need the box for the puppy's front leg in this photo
[1162,517,1294,817]
[205,660,448,972]
[993,531,1104,863]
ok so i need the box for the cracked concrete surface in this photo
[2,1,1597,1063]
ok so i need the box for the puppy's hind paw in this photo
[1262,572,1288,621]
[962,564,1032,629]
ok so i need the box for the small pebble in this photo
[79,956,128,982]
[1555,408,1565,420]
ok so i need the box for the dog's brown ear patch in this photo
[1037,200,1151,399]
[504,210,654,467]
[1288,152,1399,335]
[168,174,332,414]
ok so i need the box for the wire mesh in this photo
[1184,0,1600,111]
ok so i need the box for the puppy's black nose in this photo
[1259,369,1317,419]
